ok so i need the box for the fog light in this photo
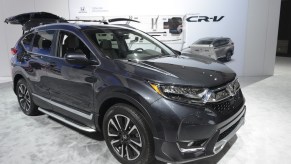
[177,139,207,153]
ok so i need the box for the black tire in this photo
[103,103,155,164]
[16,79,40,116]
[225,51,232,62]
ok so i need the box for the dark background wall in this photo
[277,0,291,57]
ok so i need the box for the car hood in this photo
[117,55,236,88]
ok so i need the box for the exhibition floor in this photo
[0,57,291,164]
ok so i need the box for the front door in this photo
[46,30,98,121]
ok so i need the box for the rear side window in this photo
[22,33,34,51]
[32,30,55,55]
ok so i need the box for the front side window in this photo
[22,33,34,51]
[32,30,55,55]
[57,31,94,60]
[84,28,175,61]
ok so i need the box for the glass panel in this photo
[84,28,175,60]
[32,30,55,55]
[57,31,94,60]
[22,33,34,51]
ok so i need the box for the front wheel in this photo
[103,103,155,164]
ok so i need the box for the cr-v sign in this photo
[186,16,225,22]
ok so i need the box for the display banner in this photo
[69,0,248,75]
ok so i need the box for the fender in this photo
[94,86,164,139]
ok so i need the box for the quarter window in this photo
[32,31,55,55]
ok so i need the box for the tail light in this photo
[10,48,17,55]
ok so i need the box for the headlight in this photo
[150,83,209,103]
[149,78,241,104]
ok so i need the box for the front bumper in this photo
[152,101,246,163]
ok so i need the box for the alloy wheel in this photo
[107,114,143,161]
[18,84,31,111]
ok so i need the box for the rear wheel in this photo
[103,103,155,164]
[16,79,40,116]
[225,51,232,62]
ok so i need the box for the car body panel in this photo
[8,15,245,163]
[190,37,234,61]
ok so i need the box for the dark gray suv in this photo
[7,12,245,164]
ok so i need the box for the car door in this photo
[46,30,98,120]
[26,30,57,110]
[220,39,229,57]
[213,39,224,58]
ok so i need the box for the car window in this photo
[213,40,220,47]
[57,31,94,60]
[95,33,119,49]
[195,40,213,45]
[21,33,34,51]
[32,30,55,55]
[125,33,162,53]
[220,39,227,46]
[84,28,174,60]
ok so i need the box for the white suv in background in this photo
[190,37,234,62]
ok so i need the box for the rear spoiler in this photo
[5,12,139,34]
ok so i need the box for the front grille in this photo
[218,119,240,141]
[208,90,244,118]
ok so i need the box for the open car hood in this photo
[4,12,67,31]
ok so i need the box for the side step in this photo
[38,108,96,133]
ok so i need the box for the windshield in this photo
[84,27,175,61]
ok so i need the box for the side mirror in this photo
[170,48,181,55]
[65,53,98,65]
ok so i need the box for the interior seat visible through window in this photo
[57,31,93,60]
[100,40,118,59]
[32,30,55,56]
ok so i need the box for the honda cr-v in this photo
[6,12,246,164]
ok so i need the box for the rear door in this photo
[213,39,225,58]
[46,30,97,121]
[26,30,57,109]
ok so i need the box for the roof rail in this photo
[67,18,140,25]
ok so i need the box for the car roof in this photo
[198,37,230,42]
[29,22,133,32]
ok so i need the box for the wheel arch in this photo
[13,73,25,94]
[95,93,159,139]
[227,49,234,55]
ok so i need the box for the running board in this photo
[38,108,96,133]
